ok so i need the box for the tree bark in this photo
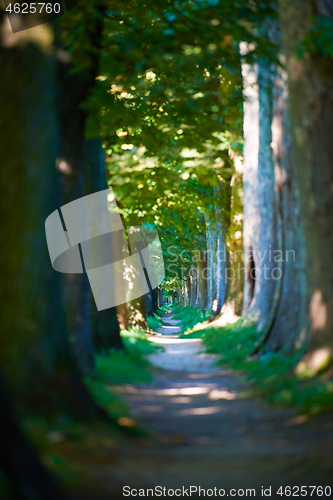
[189,266,196,307]
[242,53,280,332]
[0,23,108,419]
[57,43,123,358]
[205,217,218,310]
[185,274,191,307]
[0,372,69,500]
[255,58,280,332]
[224,172,244,316]
[278,0,333,367]
[196,251,208,310]
[129,296,148,329]
[264,50,307,354]
[213,182,232,315]
[241,60,261,319]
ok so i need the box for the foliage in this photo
[74,0,276,290]
[88,0,276,150]
[92,328,163,387]
[85,329,163,425]
[147,313,164,332]
[171,305,211,332]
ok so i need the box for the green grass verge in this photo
[173,306,211,333]
[147,314,163,331]
[87,328,163,419]
[191,320,333,416]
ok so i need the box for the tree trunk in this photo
[196,251,208,310]
[255,57,280,333]
[277,0,333,367]
[143,291,154,317]
[0,372,69,500]
[241,58,261,319]
[264,49,307,354]
[116,303,129,332]
[0,23,108,419]
[56,39,96,373]
[189,266,197,306]
[128,296,148,330]
[57,48,123,358]
[213,182,232,315]
[158,288,164,308]
[205,217,217,310]
[185,274,190,307]
[224,172,244,316]
[242,53,280,332]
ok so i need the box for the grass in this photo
[146,305,211,334]
[87,328,163,419]
[147,313,163,332]
[188,319,333,417]
[171,305,211,333]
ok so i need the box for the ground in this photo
[75,312,333,500]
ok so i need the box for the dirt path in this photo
[91,324,333,499]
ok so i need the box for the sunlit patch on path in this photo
[148,336,221,372]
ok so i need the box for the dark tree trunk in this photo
[0,23,109,419]
[0,373,69,500]
[152,287,159,312]
[56,38,123,359]
[93,307,124,351]
[278,0,333,367]
[56,47,97,373]
[172,291,177,304]
[158,288,164,308]
[143,292,155,317]
[205,216,218,311]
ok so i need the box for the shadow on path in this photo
[102,329,333,499]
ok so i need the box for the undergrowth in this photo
[87,328,163,418]
[147,314,163,332]
[172,306,211,332]
[189,320,333,417]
